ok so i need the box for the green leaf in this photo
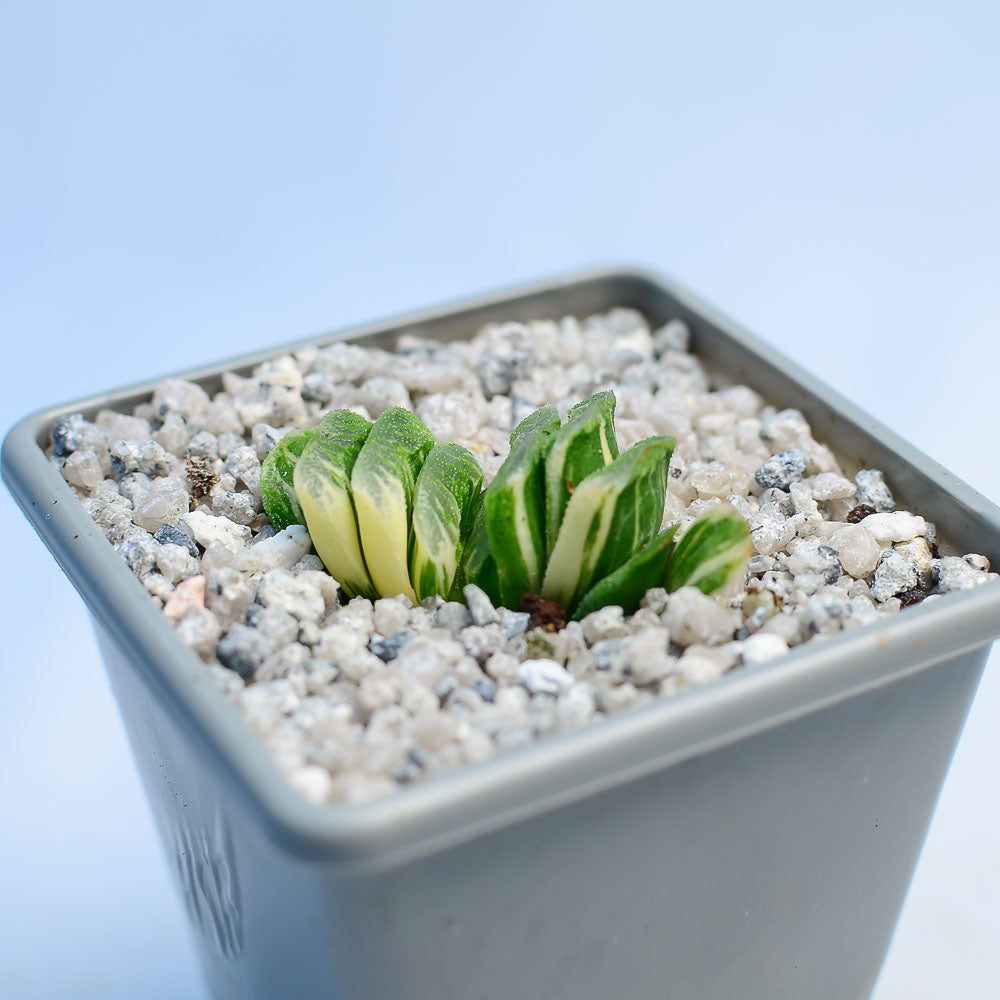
[544,391,618,557]
[259,428,316,531]
[572,524,679,619]
[454,491,502,605]
[351,407,435,601]
[484,404,561,608]
[293,410,375,598]
[664,502,752,595]
[541,436,674,610]
[408,443,484,601]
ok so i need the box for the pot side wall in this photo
[94,621,988,1000]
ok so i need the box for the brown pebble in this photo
[897,587,928,607]
[846,503,878,524]
[521,593,567,633]
[186,455,219,500]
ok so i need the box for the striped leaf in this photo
[293,411,374,598]
[484,404,561,608]
[544,391,618,557]
[409,443,484,601]
[541,436,674,610]
[664,502,751,595]
[259,428,316,531]
[453,491,501,605]
[572,524,679,619]
[351,407,435,601]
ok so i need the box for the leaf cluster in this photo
[260,393,751,616]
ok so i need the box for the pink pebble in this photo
[163,574,206,623]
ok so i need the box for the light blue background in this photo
[2,3,998,997]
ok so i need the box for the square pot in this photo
[4,268,1000,1000]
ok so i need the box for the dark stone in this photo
[898,587,929,607]
[369,628,417,662]
[154,523,200,557]
[252,524,277,544]
[216,625,270,678]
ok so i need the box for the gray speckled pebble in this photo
[755,449,808,490]
[117,535,159,578]
[52,412,109,457]
[369,628,418,662]
[154,523,199,557]
[871,550,918,603]
[934,556,996,592]
[110,438,174,478]
[854,468,896,512]
[217,624,272,678]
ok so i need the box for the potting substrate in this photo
[47,305,996,804]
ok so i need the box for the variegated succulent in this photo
[259,392,752,616]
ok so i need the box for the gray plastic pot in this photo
[4,268,1000,1000]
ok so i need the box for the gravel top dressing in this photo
[52,308,996,804]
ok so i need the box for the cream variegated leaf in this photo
[293,410,374,598]
[351,407,435,602]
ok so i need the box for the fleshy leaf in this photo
[454,491,502,605]
[541,436,674,610]
[484,404,561,608]
[293,410,375,598]
[351,407,435,601]
[664,502,752,595]
[409,443,484,601]
[544,391,618,557]
[259,428,316,531]
[572,524,679,619]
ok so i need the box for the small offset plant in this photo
[260,392,751,617]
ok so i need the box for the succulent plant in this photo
[259,392,751,616]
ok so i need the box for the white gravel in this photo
[52,306,998,804]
